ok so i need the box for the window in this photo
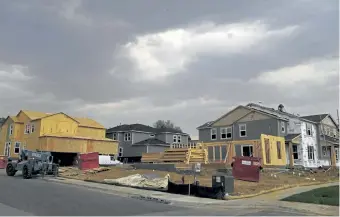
[113,133,117,140]
[221,128,227,139]
[9,124,13,135]
[221,127,232,139]
[292,145,299,159]
[150,134,155,138]
[226,127,232,139]
[241,145,253,157]
[177,135,181,143]
[31,124,35,133]
[124,133,131,141]
[173,135,177,143]
[276,141,282,159]
[14,142,20,154]
[239,124,247,137]
[307,146,315,160]
[281,122,285,133]
[118,147,123,157]
[25,124,30,134]
[322,146,330,157]
[211,128,217,140]
[306,123,312,136]
[335,149,339,160]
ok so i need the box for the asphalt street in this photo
[0,169,309,216]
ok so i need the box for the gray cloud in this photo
[0,0,338,137]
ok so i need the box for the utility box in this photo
[212,174,234,194]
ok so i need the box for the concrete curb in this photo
[226,181,339,200]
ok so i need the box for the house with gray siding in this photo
[246,103,323,168]
[197,104,289,143]
[197,103,335,168]
[106,124,189,163]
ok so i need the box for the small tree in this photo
[153,120,182,132]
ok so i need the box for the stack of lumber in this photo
[189,148,208,164]
[161,148,208,164]
[162,148,190,163]
[141,152,164,163]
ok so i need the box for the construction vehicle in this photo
[5,149,59,179]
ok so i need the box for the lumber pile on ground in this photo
[162,148,190,163]
[141,152,164,163]
[161,148,208,164]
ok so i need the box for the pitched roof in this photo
[133,138,169,146]
[246,103,317,123]
[73,117,105,129]
[284,133,301,142]
[21,110,51,120]
[301,114,329,123]
[18,110,105,129]
[107,124,156,133]
[197,121,214,129]
[107,123,186,134]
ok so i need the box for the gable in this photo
[321,115,337,128]
[19,110,49,120]
[41,113,79,124]
[16,111,32,123]
[212,106,252,127]
[235,111,271,123]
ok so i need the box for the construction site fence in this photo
[167,180,225,200]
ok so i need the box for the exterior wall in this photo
[0,118,25,157]
[39,136,118,155]
[198,128,212,143]
[40,114,78,136]
[294,121,320,168]
[260,134,287,166]
[132,131,154,144]
[147,145,168,153]
[76,126,105,139]
[235,118,280,140]
[212,106,251,127]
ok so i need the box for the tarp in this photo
[103,174,169,189]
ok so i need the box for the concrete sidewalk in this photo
[45,177,339,216]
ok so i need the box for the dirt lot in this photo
[59,166,339,196]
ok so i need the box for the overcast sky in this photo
[0,0,339,138]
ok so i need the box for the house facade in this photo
[301,114,339,167]
[106,124,189,163]
[246,103,323,168]
[197,105,289,166]
[0,110,118,165]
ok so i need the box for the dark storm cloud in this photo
[0,0,338,136]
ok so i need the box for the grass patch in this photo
[282,185,339,206]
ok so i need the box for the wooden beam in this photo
[289,142,294,168]
[331,145,336,167]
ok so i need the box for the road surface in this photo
[0,170,309,216]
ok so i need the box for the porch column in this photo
[289,142,294,168]
[331,145,336,167]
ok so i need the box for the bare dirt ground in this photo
[59,165,339,196]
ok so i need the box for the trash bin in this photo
[0,155,8,169]
[231,156,262,182]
